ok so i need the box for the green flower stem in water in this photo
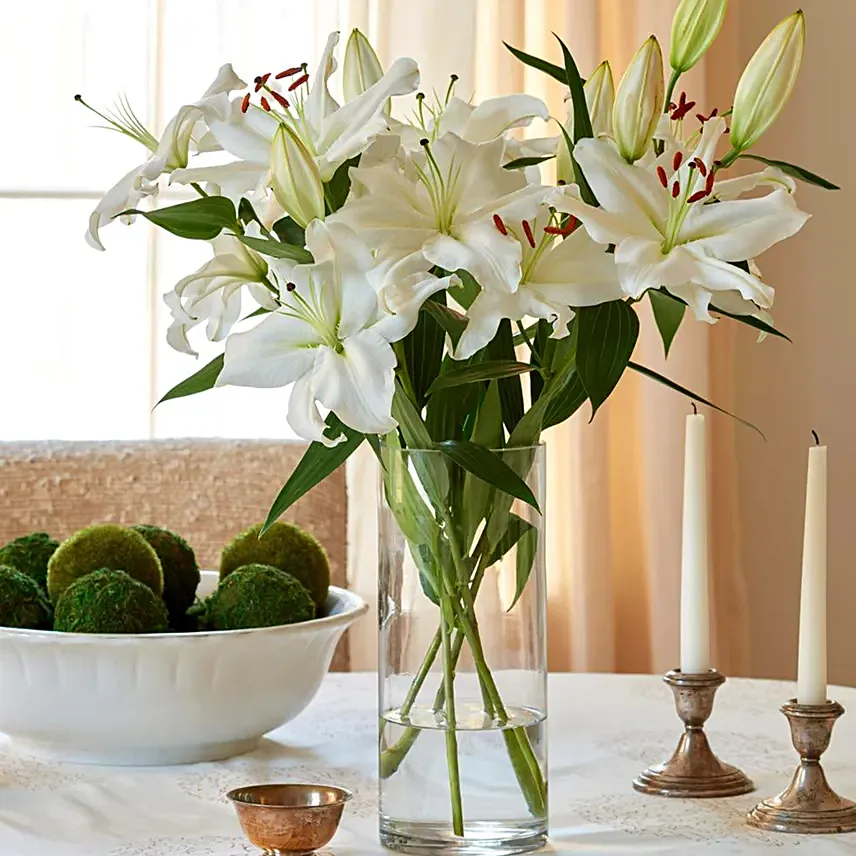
[439,594,464,837]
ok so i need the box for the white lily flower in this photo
[217,221,454,445]
[84,64,246,250]
[331,133,554,293]
[343,29,384,102]
[193,31,419,189]
[613,36,664,164]
[454,207,622,359]
[554,117,809,321]
[164,234,274,357]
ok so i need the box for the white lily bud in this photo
[343,28,384,102]
[730,10,805,153]
[670,0,728,74]
[557,61,614,183]
[613,36,664,163]
[270,124,325,228]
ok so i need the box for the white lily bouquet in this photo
[81,1,834,850]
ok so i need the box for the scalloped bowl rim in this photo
[0,573,367,642]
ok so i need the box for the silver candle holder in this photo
[633,669,754,798]
[747,698,856,833]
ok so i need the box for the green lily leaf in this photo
[437,440,540,512]
[486,512,534,566]
[488,320,526,432]
[556,121,598,207]
[401,293,446,408]
[739,154,839,190]
[429,360,536,395]
[712,304,791,341]
[503,42,568,84]
[121,196,237,241]
[239,235,313,263]
[325,155,360,212]
[262,414,365,533]
[157,354,223,404]
[271,216,305,245]
[555,34,593,142]
[542,367,588,429]
[421,300,468,348]
[576,300,640,417]
[503,155,555,170]
[510,524,538,612]
[628,361,764,438]
[649,289,686,357]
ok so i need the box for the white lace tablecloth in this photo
[4,672,856,855]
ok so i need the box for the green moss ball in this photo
[132,524,200,621]
[206,563,315,631]
[0,532,59,589]
[47,524,164,605]
[0,565,53,629]
[54,569,169,634]
[219,522,330,609]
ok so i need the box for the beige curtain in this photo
[344,0,750,677]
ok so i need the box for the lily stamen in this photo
[275,66,303,79]
[671,181,681,199]
[260,96,271,112]
[673,151,683,171]
[657,166,669,188]
[493,214,508,235]
[288,73,310,92]
[693,157,707,177]
[670,91,697,121]
[269,90,290,110]
[522,220,536,248]
[240,93,251,114]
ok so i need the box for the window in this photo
[0,0,341,441]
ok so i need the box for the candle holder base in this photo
[747,700,856,834]
[633,670,754,799]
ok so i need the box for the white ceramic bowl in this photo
[0,571,367,765]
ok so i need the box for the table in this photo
[3,673,856,855]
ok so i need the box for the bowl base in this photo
[11,735,261,766]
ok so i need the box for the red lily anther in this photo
[657,165,668,188]
[696,107,719,124]
[673,151,683,171]
[285,282,297,292]
[254,76,263,93]
[240,92,251,113]
[687,190,709,204]
[672,181,681,199]
[670,91,697,121]
[275,66,303,79]
[288,73,310,91]
[705,171,715,194]
[693,157,707,177]
[270,91,290,110]
[522,219,536,248]
[493,214,508,235]
[260,96,271,112]
[260,72,271,85]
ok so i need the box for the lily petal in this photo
[313,329,398,435]
[682,189,809,261]
[573,137,668,240]
[462,94,549,142]
[217,313,320,388]
[424,219,522,294]
[615,239,700,299]
[288,369,338,446]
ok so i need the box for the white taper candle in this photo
[797,441,827,705]
[680,412,710,674]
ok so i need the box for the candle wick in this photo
[812,429,820,446]
[691,402,698,415]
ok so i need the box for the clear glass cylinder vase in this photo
[378,444,547,855]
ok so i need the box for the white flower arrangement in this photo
[79,1,835,835]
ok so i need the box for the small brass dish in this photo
[227,783,352,855]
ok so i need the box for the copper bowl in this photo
[227,783,352,855]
